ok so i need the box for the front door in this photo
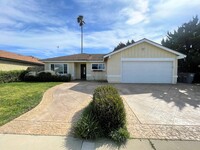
[81,64,86,80]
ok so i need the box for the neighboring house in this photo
[0,50,44,71]
[42,38,186,84]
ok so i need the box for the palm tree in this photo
[77,15,85,54]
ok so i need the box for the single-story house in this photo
[42,38,186,84]
[0,50,44,71]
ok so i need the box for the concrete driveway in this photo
[115,83,200,140]
[116,84,200,125]
[0,82,199,141]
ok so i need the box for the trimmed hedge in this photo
[0,70,28,83]
[24,71,71,82]
[0,70,71,83]
[92,85,126,133]
[74,85,129,144]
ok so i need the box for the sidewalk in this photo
[0,134,200,150]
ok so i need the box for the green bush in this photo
[52,74,71,82]
[92,85,126,133]
[109,127,130,144]
[18,70,29,81]
[37,72,53,82]
[0,70,27,83]
[74,104,103,139]
[73,85,129,144]
[24,71,71,82]
[23,74,37,82]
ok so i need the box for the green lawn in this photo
[0,82,62,126]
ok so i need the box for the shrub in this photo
[73,104,103,139]
[37,72,53,82]
[73,85,129,144]
[53,74,71,82]
[23,74,37,82]
[37,70,56,76]
[92,85,126,133]
[23,71,71,82]
[109,127,130,144]
[18,70,29,81]
[0,70,27,83]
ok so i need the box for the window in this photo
[50,64,67,74]
[92,63,105,70]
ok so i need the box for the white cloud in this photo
[152,0,200,19]
[120,8,146,25]
[0,17,15,25]
[0,0,65,26]
[119,0,149,25]
[0,28,79,49]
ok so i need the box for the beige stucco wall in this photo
[86,62,107,81]
[44,62,107,80]
[0,60,40,71]
[72,62,107,80]
[107,42,178,83]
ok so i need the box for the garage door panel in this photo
[122,61,173,83]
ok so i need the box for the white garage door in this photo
[122,61,173,83]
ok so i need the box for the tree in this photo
[126,40,131,46]
[113,42,126,51]
[113,39,135,51]
[77,15,85,54]
[131,39,135,44]
[161,16,200,72]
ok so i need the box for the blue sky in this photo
[0,0,199,59]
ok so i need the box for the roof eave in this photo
[0,57,44,65]
[42,60,104,63]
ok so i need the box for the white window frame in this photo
[50,63,68,74]
[91,63,105,71]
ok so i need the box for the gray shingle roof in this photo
[41,53,105,62]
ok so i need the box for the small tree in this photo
[126,40,131,46]
[113,42,126,51]
[131,39,135,44]
[113,39,135,51]
[161,16,200,72]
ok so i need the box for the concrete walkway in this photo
[0,134,200,150]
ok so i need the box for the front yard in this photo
[0,82,62,126]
